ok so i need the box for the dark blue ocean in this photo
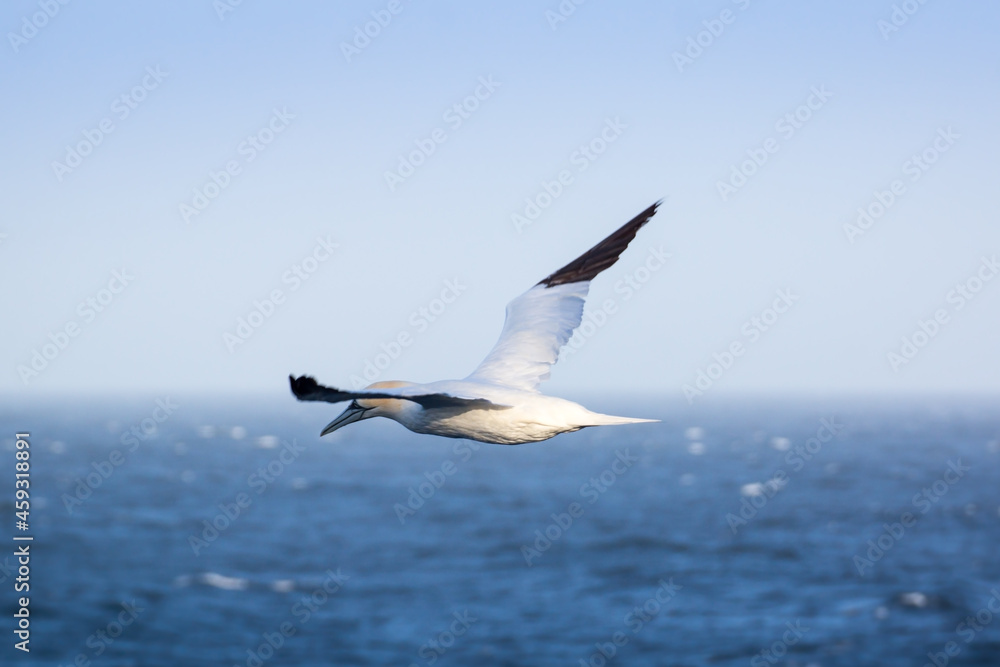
[2,395,999,666]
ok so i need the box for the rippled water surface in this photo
[2,396,999,666]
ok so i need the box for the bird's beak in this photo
[321,401,372,436]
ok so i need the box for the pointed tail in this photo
[583,412,659,426]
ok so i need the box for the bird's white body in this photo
[383,380,651,445]
[291,201,663,445]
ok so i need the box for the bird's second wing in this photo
[289,375,507,410]
[466,200,661,392]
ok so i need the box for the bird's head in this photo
[321,380,414,436]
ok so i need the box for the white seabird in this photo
[290,200,662,445]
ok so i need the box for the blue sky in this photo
[3,0,999,402]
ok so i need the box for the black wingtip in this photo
[538,199,664,288]
[289,374,318,400]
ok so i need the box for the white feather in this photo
[465,282,589,391]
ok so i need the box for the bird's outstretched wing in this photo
[466,200,661,392]
[289,375,506,410]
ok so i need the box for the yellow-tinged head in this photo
[321,380,413,436]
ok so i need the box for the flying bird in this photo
[290,201,662,445]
